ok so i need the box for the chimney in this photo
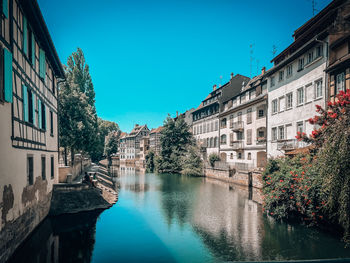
[213,84,217,91]
[176,111,178,117]
[261,67,266,75]
[230,72,234,79]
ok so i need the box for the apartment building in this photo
[219,69,268,169]
[119,124,150,161]
[265,4,337,157]
[0,0,65,261]
[192,74,250,160]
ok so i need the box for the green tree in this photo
[181,145,203,176]
[145,149,155,172]
[59,48,98,163]
[104,131,119,165]
[95,118,120,161]
[208,153,220,167]
[156,115,201,175]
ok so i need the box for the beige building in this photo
[0,0,64,262]
[219,70,268,170]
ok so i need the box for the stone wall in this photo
[204,166,263,189]
[58,156,91,183]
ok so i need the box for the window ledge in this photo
[305,56,323,69]
[285,107,293,111]
[304,101,313,105]
[314,96,323,102]
[296,103,304,108]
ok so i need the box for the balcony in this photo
[231,121,244,132]
[230,141,244,150]
[256,137,267,144]
[277,139,308,151]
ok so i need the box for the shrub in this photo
[181,145,203,176]
[208,153,220,167]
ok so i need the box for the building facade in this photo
[149,126,163,155]
[266,8,334,157]
[219,70,268,170]
[119,124,150,161]
[0,0,64,261]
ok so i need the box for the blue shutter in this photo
[38,99,42,128]
[32,94,36,126]
[31,33,35,66]
[39,48,46,79]
[23,85,28,122]
[4,48,13,103]
[3,0,8,18]
[23,16,28,56]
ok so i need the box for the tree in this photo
[104,131,119,166]
[59,48,98,163]
[95,118,120,161]
[145,150,155,172]
[156,115,202,175]
[208,153,220,167]
[181,145,203,176]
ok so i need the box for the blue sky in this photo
[38,0,331,132]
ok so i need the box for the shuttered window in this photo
[4,48,12,103]
[23,16,28,56]
[3,0,8,18]
[32,33,36,66]
[39,48,46,80]
[32,94,36,126]
[41,101,46,130]
[23,85,28,122]
[247,129,252,145]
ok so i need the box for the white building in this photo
[219,70,268,170]
[266,23,328,158]
[119,124,149,161]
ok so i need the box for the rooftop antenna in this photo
[219,75,223,87]
[272,45,277,59]
[312,0,318,16]
[250,44,255,78]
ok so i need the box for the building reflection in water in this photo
[8,210,102,263]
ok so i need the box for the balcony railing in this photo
[256,137,267,144]
[230,141,244,150]
[276,139,308,151]
[231,121,244,131]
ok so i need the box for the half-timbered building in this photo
[0,0,64,261]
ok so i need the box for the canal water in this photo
[8,168,350,263]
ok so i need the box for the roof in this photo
[20,0,65,78]
[128,124,149,137]
[271,0,342,65]
[150,126,163,134]
[119,132,127,138]
[285,145,315,156]
[220,74,250,104]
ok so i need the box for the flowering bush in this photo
[263,155,326,223]
[265,89,350,243]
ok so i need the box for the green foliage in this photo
[145,150,155,172]
[96,118,120,160]
[262,155,325,223]
[208,153,220,167]
[104,131,119,160]
[181,145,203,176]
[264,90,350,243]
[156,115,202,176]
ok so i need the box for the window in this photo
[27,155,34,185]
[247,108,252,124]
[39,48,46,80]
[221,118,227,128]
[336,72,345,94]
[247,153,252,160]
[307,51,314,64]
[258,129,265,138]
[215,121,218,131]
[51,156,54,179]
[279,97,285,112]
[272,128,277,141]
[247,129,252,145]
[315,80,323,98]
[287,64,293,77]
[199,125,202,134]
[220,134,227,145]
[240,94,246,104]
[203,123,206,133]
[286,92,293,109]
[237,131,244,140]
[210,122,214,132]
[270,76,275,87]
[50,111,53,136]
[279,71,284,82]
[305,84,313,103]
[52,75,55,95]
[272,99,278,114]
[316,45,323,58]
[238,152,243,160]
[237,112,242,122]
[298,57,304,71]
[230,153,233,159]
[278,126,285,140]
[41,156,46,180]
[297,122,304,134]
[258,108,265,118]
[297,88,304,105]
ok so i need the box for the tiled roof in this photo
[150,126,163,134]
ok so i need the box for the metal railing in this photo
[230,141,244,150]
[231,121,244,131]
[276,139,308,150]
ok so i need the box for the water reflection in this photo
[8,210,102,263]
[8,168,350,263]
